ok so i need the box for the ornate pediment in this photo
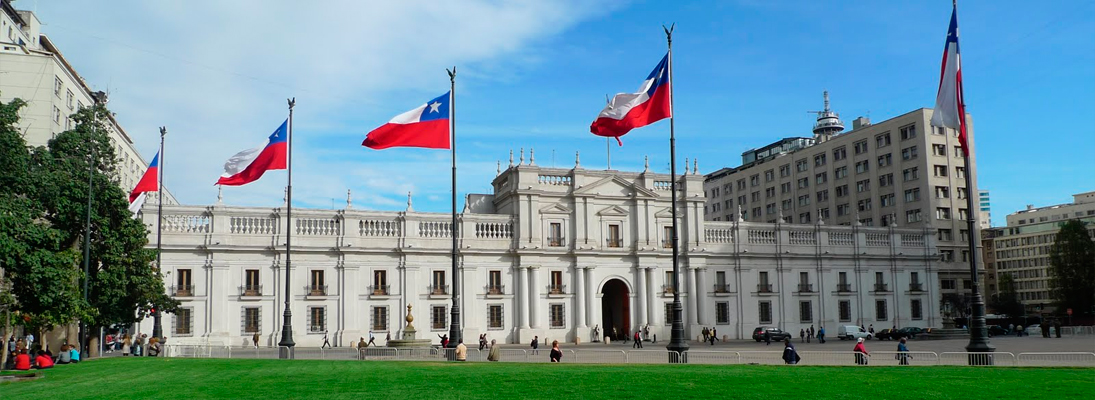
[654,207,675,218]
[539,203,573,214]
[596,205,629,216]
[573,176,658,198]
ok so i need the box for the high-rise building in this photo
[978,189,991,229]
[0,1,175,204]
[704,92,981,305]
[993,191,1095,313]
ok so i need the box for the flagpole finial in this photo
[216,185,223,205]
[509,150,514,167]
[643,155,650,172]
[287,97,296,109]
[519,148,525,165]
[575,151,581,169]
[447,67,457,82]
[159,126,167,137]
[529,147,536,166]
[407,191,414,212]
[347,189,353,209]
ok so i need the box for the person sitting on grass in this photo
[5,351,17,370]
[55,344,72,364]
[148,337,161,357]
[14,349,31,370]
[34,350,54,369]
[69,345,81,363]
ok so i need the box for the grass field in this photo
[2,357,1091,399]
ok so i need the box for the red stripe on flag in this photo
[362,119,450,150]
[590,84,672,144]
[215,141,287,186]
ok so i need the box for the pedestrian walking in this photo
[321,330,332,349]
[487,340,501,361]
[800,329,805,343]
[368,334,376,347]
[764,330,771,346]
[1054,320,1062,338]
[702,327,709,343]
[633,331,643,348]
[869,324,875,335]
[122,335,132,356]
[1016,325,1023,337]
[853,338,870,365]
[712,328,718,343]
[530,336,539,355]
[252,332,260,348]
[818,326,826,343]
[782,338,801,365]
[896,338,911,365]
[549,340,562,362]
[479,334,487,351]
[438,334,449,348]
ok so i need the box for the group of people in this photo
[798,325,822,343]
[5,342,80,371]
[781,336,912,366]
[701,327,719,345]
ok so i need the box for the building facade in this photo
[993,191,1095,312]
[0,2,175,204]
[135,160,939,347]
[704,95,980,307]
[979,189,991,230]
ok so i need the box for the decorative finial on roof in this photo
[575,151,580,168]
[529,147,536,166]
[685,157,689,174]
[216,185,223,205]
[496,160,501,175]
[693,159,698,175]
[509,149,514,167]
[406,191,414,212]
[519,148,525,165]
[643,156,650,173]
[346,189,352,209]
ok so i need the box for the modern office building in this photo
[0,1,175,204]
[979,190,991,229]
[993,191,1095,312]
[704,92,981,306]
[134,159,939,347]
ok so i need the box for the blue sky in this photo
[28,0,1094,226]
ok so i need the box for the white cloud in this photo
[34,0,620,211]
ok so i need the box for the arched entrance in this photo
[601,279,630,342]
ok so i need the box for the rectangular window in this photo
[549,222,564,246]
[900,125,917,140]
[796,160,808,172]
[53,106,62,124]
[856,179,870,193]
[904,188,921,202]
[716,302,730,324]
[838,271,848,286]
[854,140,868,155]
[766,203,776,215]
[54,76,63,96]
[933,144,946,156]
[906,209,922,223]
[759,301,773,324]
[488,270,503,294]
[936,207,951,220]
[372,306,388,331]
[738,179,746,191]
[880,193,895,207]
[837,204,850,216]
[941,250,954,262]
[779,164,791,177]
[715,271,727,292]
[878,153,892,167]
[881,213,895,226]
[935,186,950,199]
[938,229,953,242]
[933,165,948,177]
[959,208,969,221]
[833,146,847,160]
[819,207,830,220]
[875,300,888,321]
[902,167,919,181]
[665,303,674,325]
[797,177,809,189]
[780,182,791,194]
[176,269,193,296]
[550,271,564,294]
[432,270,447,294]
[607,224,621,247]
[800,301,812,323]
[432,306,447,330]
[310,270,325,295]
[954,146,964,157]
[799,271,809,286]
[901,146,918,160]
[835,166,847,179]
[550,304,565,328]
[957,187,968,199]
[245,269,260,295]
[836,185,849,198]
[663,226,674,248]
[765,187,775,198]
[750,174,760,187]
[173,308,193,336]
[799,212,811,224]
[815,172,827,185]
[875,133,891,148]
[816,190,829,203]
[752,207,761,220]
[839,300,852,322]
[765,169,775,182]
[855,160,869,174]
[751,191,760,202]
[782,199,792,210]
[66,89,74,109]
[759,271,770,289]
[798,195,810,206]
[911,299,923,320]
[857,199,872,212]
[310,306,326,332]
[488,305,504,329]
[814,153,827,167]
[243,307,260,333]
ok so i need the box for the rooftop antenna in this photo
[806,90,845,142]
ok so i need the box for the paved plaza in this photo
[563,335,1095,354]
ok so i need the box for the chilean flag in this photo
[127,152,159,215]
[215,120,288,186]
[590,53,672,145]
[363,92,450,150]
[931,4,970,157]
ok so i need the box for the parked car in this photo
[896,327,925,339]
[837,325,872,340]
[752,327,793,342]
[875,328,898,340]
[1024,324,1040,335]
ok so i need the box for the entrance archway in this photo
[601,279,630,342]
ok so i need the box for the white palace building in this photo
[136,157,940,347]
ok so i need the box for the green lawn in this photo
[2,357,1091,399]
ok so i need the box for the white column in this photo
[575,266,587,328]
[635,266,648,327]
[687,267,698,326]
[584,267,595,327]
[696,268,709,326]
[529,266,541,328]
[517,265,529,329]
[645,267,656,327]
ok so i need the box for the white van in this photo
[838,325,872,340]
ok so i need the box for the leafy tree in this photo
[989,273,1025,318]
[0,97,86,335]
[1048,220,1095,315]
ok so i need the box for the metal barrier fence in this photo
[160,345,1093,367]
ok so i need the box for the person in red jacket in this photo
[853,337,871,365]
[14,349,31,370]
[34,350,54,369]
